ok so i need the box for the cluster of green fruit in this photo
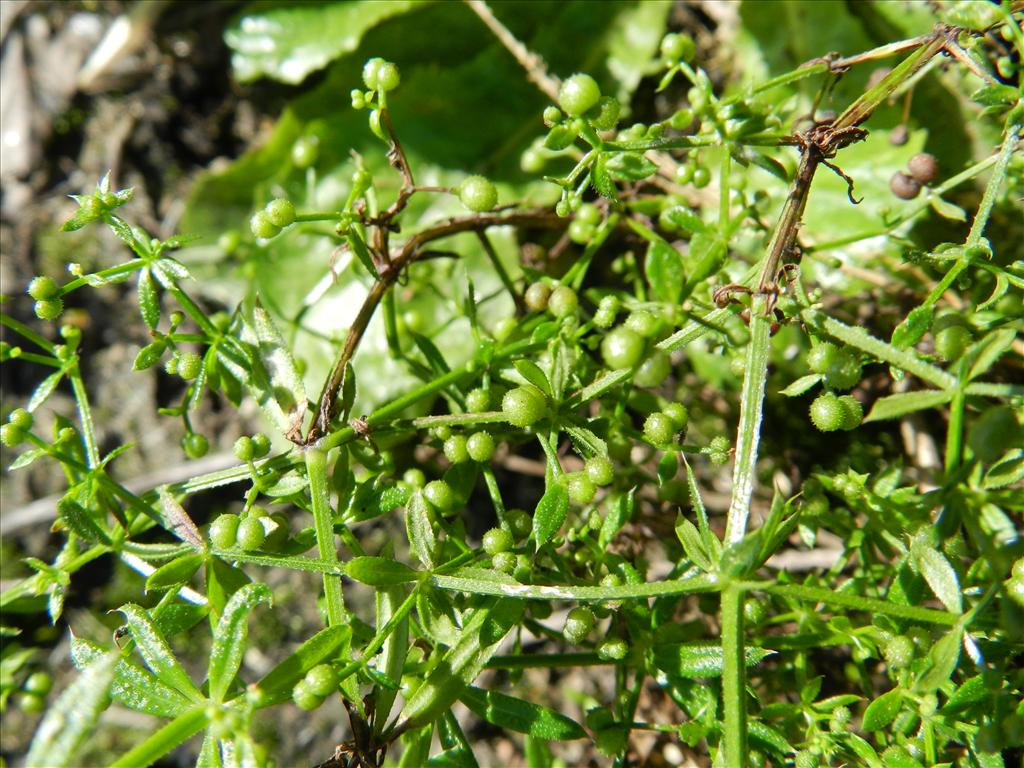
[291,664,339,711]
[209,506,289,552]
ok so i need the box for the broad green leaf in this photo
[225,1,419,84]
[146,554,204,592]
[460,686,586,740]
[346,556,418,586]
[208,582,272,702]
[26,652,117,768]
[779,373,822,397]
[407,491,438,569]
[400,598,524,729]
[255,624,351,707]
[533,483,569,550]
[645,239,683,304]
[118,603,204,702]
[71,636,191,718]
[861,687,904,731]
[911,544,962,614]
[109,706,210,768]
[417,588,460,646]
[865,390,953,422]
[652,643,774,679]
[513,359,552,396]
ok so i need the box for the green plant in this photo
[2,2,1023,767]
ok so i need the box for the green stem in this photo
[306,447,346,626]
[759,582,959,625]
[725,299,772,544]
[486,652,605,669]
[335,583,421,684]
[0,313,57,354]
[720,582,747,767]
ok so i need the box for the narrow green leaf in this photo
[28,371,64,412]
[71,636,191,718]
[108,706,210,768]
[845,732,884,768]
[407,491,438,570]
[250,302,307,421]
[460,686,587,740]
[968,327,1017,380]
[599,489,634,549]
[928,195,967,221]
[659,206,707,234]
[864,390,953,422]
[137,268,159,330]
[571,367,632,406]
[533,483,569,550]
[133,340,167,371]
[681,233,727,298]
[514,359,552,396]
[118,603,204,702]
[941,674,988,713]
[208,582,272,702]
[912,544,962,614]
[563,424,607,458]
[412,332,451,375]
[346,556,418,586]
[399,599,524,730]
[916,625,963,692]
[428,573,717,601]
[26,652,118,768]
[675,516,713,572]
[652,642,773,679]
[861,687,904,731]
[891,305,934,349]
[983,450,1024,490]
[605,152,658,182]
[146,554,204,592]
[779,374,822,397]
[255,624,351,708]
[375,584,410,729]
[346,230,379,277]
[590,154,618,199]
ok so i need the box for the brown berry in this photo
[907,153,938,184]
[890,171,921,200]
[889,125,909,146]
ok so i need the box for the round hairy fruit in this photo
[236,517,267,550]
[458,176,498,212]
[482,527,513,555]
[250,211,281,239]
[566,472,596,504]
[601,327,644,369]
[643,412,675,446]
[209,515,240,550]
[502,385,547,427]
[423,479,456,512]
[28,276,59,300]
[524,282,552,312]
[304,664,339,697]
[548,285,578,319]
[466,431,495,462]
[264,198,296,228]
[563,606,597,644]
[558,74,601,117]
[585,455,614,486]
[810,392,845,432]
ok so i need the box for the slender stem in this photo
[720,583,747,766]
[0,313,57,354]
[476,231,524,313]
[306,447,346,626]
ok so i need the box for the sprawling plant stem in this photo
[306,447,346,626]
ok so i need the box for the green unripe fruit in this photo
[264,198,296,228]
[0,423,25,447]
[567,218,594,244]
[423,480,455,511]
[807,343,838,375]
[402,468,426,488]
[566,472,596,504]
[28,276,59,300]
[576,203,601,226]
[236,517,267,550]
[810,392,845,432]
[558,73,601,117]
[691,166,711,188]
[304,664,339,697]
[362,57,385,90]
[250,211,281,239]
[1013,557,1024,581]
[182,433,209,459]
[625,311,660,338]
[823,349,861,390]
[34,299,64,320]
[375,61,401,91]
[492,551,516,573]
[585,455,614,486]
[502,385,547,427]
[520,148,544,173]
[633,351,671,387]
[662,403,688,430]
[291,136,319,168]
[838,395,862,430]
[19,692,46,714]
[1008,577,1024,609]
[465,388,490,412]
[709,436,731,455]
[458,175,498,212]
[292,680,323,711]
[23,671,53,695]
[524,282,552,312]
[548,285,578,318]
[251,433,271,458]
[507,508,532,540]
[542,106,563,125]
[482,527,513,555]
[432,425,452,441]
[934,324,971,360]
[8,408,33,430]
[601,327,644,369]
[234,436,256,462]
[593,308,617,329]
[492,316,517,341]
[660,32,695,63]
[709,450,729,466]
[968,406,1022,463]
[210,514,240,549]
[643,412,675,446]
[563,606,597,644]
[467,431,496,462]
[597,638,628,661]
[883,635,914,669]
[443,435,470,464]
[178,352,202,381]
